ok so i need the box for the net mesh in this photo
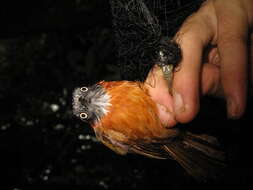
[110,0,205,81]
[147,0,205,36]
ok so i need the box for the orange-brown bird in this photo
[72,80,226,181]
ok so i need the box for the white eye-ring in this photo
[80,112,88,119]
[80,87,88,92]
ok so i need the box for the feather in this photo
[129,130,226,181]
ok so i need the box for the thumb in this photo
[173,34,202,123]
[172,1,216,123]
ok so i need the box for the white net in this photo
[147,0,204,36]
[110,0,204,81]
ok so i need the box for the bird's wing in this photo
[94,126,131,155]
[129,140,172,159]
[94,124,175,159]
[94,123,226,181]
[131,131,226,182]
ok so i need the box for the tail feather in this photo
[182,132,225,161]
[164,132,226,181]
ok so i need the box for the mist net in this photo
[110,0,204,81]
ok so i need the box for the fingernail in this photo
[174,91,185,114]
[166,114,177,128]
[227,99,239,119]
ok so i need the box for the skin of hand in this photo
[145,0,253,126]
[144,65,178,127]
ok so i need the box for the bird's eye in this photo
[80,112,88,120]
[80,87,88,92]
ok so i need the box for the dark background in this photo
[0,0,253,190]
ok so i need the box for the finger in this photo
[201,63,221,96]
[215,1,248,118]
[173,4,215,123]
[173,34,202,123]
[201,47,224,97]
[144,66,177,127]
[250,33,253,94]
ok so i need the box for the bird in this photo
[72,80,226,181]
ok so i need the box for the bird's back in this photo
[95,81,178,141]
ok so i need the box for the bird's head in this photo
[72,84,111,125]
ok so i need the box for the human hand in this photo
[145,0,253,126]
